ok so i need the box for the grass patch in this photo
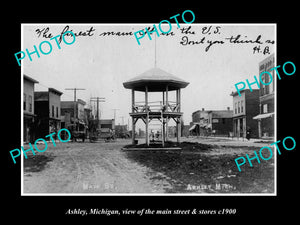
[125,142,274,193]
[24,154,55,173]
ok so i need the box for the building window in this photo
[235,103,237,114]
[261,85,265,96]
[52,105,54,117]
[23,93,26,110]
[261,74,265,96]
[28,95,32,112]
[265,74,269,95]
[238,102,240,113]
[212,118,219,123]
[56,106,59,118]
[270,69,274,93]
[241,100,243,113]
[222,118,225,124]
[261,73,270,95]
[263,104,268,113]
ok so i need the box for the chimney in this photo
[227,107,230,111]
[202,108,205,111]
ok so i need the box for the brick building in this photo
[60,99,87,139]
[209,109,233,136]
[61,99,86,122]
[191,108,233,136]
[231,89,260,138]
[253,54,275,138]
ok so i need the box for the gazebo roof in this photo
[123,67,189,92]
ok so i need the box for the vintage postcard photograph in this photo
[21,23,276,195]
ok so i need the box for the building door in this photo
[23,120,28,143]
[233,119,238,137]
[239,118,244,138]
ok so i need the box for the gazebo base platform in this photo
[122,141,182,151]
[122,147,182,151]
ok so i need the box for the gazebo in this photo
[123,67,189,146]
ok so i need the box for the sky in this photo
[22,24,275,130]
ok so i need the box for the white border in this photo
[21,23,277,196]
[21,23,24,195]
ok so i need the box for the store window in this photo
[23,93,26,110]
[241,100,243,113]
[52,105,54,117]
[263,104,268,113]
[212,118,219,123]
[28,95,32,112]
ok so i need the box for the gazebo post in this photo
[132,89,135,145]
[162,91,165,145]
[145,85,149,146]
[177,89,181,143]
[165,85,169,142]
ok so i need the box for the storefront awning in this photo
[253,112,274,120]
[189,124,197,131]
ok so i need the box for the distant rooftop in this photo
[211,110,233,118]
[192,108,233,118]
[34,88,63,101]
[24,74,39,84]
[49,88,63,96]
[230,89,260,97]
[61,99,86,107]
[123,67,189,92]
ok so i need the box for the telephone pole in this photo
[120,116,125,125]
[111,108,119,123]
[90,97,106,120]
[65,88,86,121]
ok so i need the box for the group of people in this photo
[150,130,160,142]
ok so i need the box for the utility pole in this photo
[65,88,86,122]
[90,97,105,132]
[111,108,119,123]
[120,116,125,125]
[90,97,106,120]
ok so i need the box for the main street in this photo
[23,138,274,194]
[23,140,172,194]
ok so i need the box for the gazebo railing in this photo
[133,101,180,113]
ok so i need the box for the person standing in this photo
[246,127,252,141]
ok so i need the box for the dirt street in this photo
[23,140,172,194]
[23,138,275,194]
